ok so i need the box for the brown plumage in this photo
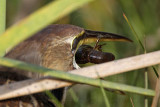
[5,24,84,77]
[0,24,84,107]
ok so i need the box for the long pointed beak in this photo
[85,30,132,42]
[71,30,132,54]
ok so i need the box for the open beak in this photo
[71,29,132,54]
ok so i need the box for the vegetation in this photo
[0,0,160,106]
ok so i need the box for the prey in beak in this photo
[72,29,132,65]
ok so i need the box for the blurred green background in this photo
[6,0,160,106]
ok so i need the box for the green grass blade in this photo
[123,13,146,53]
[0,0,94,56]
[69,89,79,103]
[0,57,155,97]
[45,90,63,107]
[96,72,110,107]
[0,0,6,36]
[123,13,159,78]
[152,66,159,78]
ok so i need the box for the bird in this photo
[0,24,132,107]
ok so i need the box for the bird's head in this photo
[40,24,132,69]
[6,24,132,73]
